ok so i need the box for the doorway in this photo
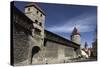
[31,46,40,64]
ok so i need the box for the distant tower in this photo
[84,42,88,48]
[71,27,81,45]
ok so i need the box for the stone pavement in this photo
[64,57,97,63]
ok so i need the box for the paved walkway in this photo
[65,57,97,63]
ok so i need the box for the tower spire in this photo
[72,27,80,35]
[84,42,88,48]
[70,27,81,45]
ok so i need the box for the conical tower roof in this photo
[84,42,88,48]
[72,27,80,35]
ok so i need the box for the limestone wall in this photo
[44,40,76,64]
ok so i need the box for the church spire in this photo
[84,42,88,48]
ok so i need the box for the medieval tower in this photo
[25,3,45,64]
[70,27,81,57]
[71,27,81,45]
[25,3,45,39]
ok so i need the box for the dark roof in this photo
[71,27,80,35]
[25,3,45,16]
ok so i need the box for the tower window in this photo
[34,28,41,35]
[35,20,38,24]
[40,14,42,17]
[37,11,39,14]
[28,8,30,11]
[39,22,42,26]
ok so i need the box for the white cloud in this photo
[46,13,96,33]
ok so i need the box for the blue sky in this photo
[14,1,97,48]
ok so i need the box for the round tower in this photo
[71,27,81,45]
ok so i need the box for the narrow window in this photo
[39,22,42,26]
[37,11,39,14]
[35,20,38,24]
[40,14,42,17]
[28,8,30,11]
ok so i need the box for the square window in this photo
[39,22,42,26]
